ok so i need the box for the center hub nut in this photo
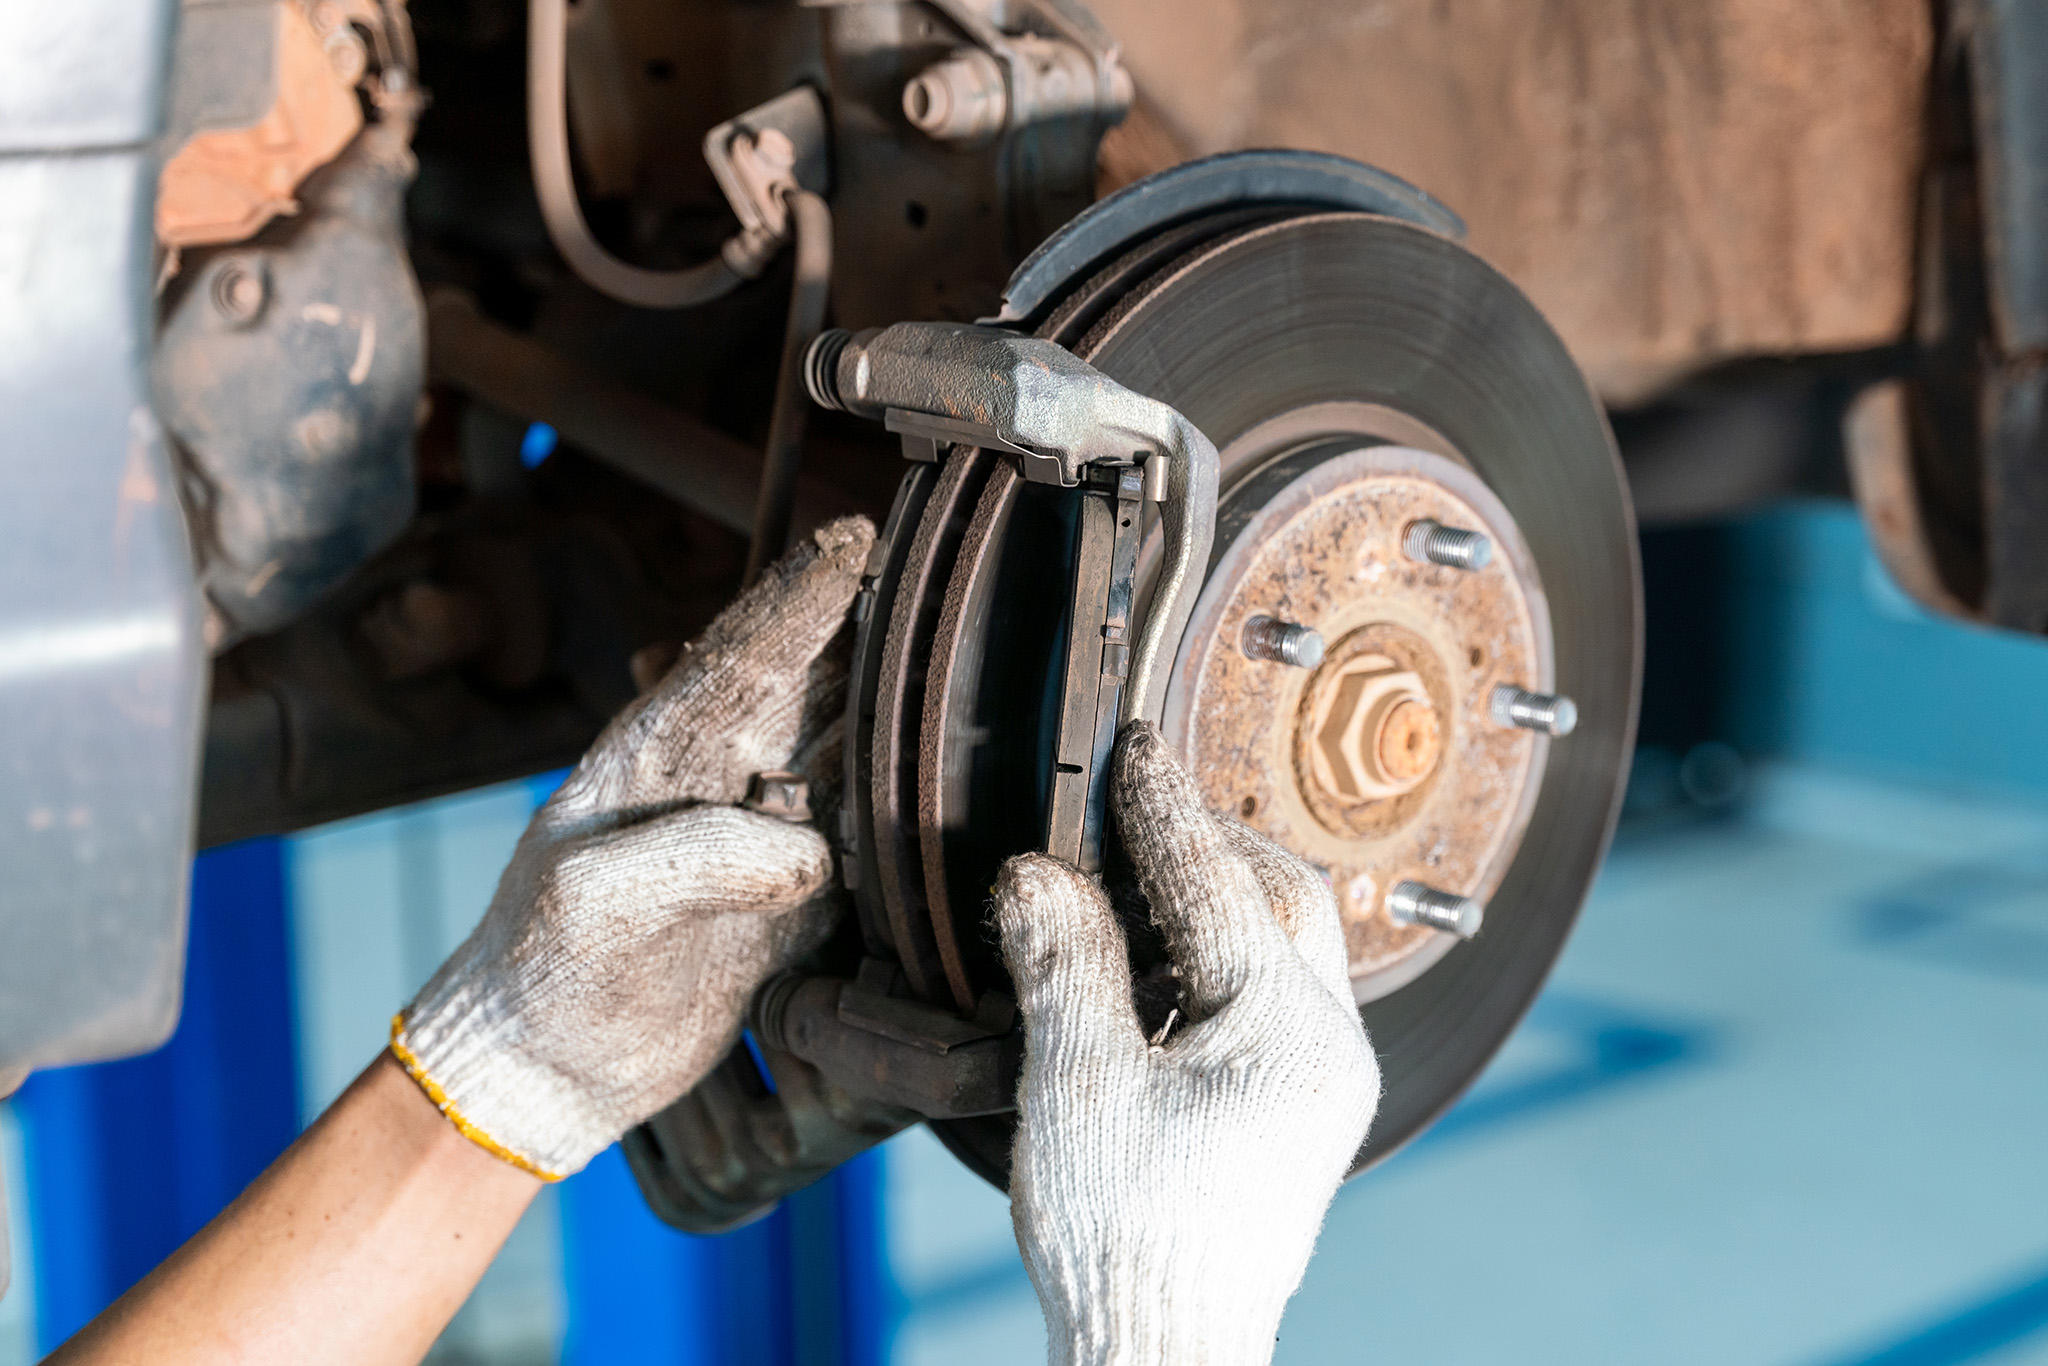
[1309,656,1441,801]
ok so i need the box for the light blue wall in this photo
[1723,503,2048,798]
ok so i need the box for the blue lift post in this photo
[12,838,301,1352]
[11,812,895,1363]
[558,1143,893,1366]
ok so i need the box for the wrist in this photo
[365,1052,539,1189]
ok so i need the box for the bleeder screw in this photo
[1388,881,1484,939]
[1404,519,1493,570]
[1491,685,1578,737]
[1241,615,1325,669]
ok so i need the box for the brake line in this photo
[527,0,760,308]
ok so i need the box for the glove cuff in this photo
[1045,1298,1289,1366]
[390,996,611,1180]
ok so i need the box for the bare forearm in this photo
[49,1053,540,1366]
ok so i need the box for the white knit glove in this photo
[392,517,875,1180]
[996,723,1381,1365]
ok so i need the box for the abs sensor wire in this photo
[527,0,766,308]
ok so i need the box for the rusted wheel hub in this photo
[1164,444,1556,1001]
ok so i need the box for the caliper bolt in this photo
[1403,518,1493,570]
[1491,684,1578,737]
[744,771,813,822]
[1241,615,1325,669]
[1388,881,1484,939]
[211,258,268,325]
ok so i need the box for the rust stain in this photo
[1184,469,1549,993]
[156,1,365,251]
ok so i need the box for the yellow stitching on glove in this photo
[388,1014,566,1183]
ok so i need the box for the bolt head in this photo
[211,259,267,325]
[1309,656,1439,801]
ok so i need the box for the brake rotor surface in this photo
[856,211,1640,1186]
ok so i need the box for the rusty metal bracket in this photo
[750,963,1022,1118]
[805,320,1219,728]
[916,0,1130,139]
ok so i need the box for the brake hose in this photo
[743,189,834,585]
[527,0,756,308]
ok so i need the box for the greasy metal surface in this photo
[907,455,1044,1022]
[1073,467,1147,865]
[156,105,424,650]
[1163,445,1552,1004]
[817,319,1220,725]
[744,190,835,584]
[821,0,1123,327]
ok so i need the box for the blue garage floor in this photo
[885,761,2048,1365]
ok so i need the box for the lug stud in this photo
[1491,684,1578,736]
[1240,615,1325,669]
[1388,881,1484,939]
[1403,519,1493,570]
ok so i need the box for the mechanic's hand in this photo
[392,517,875,1180]
[996,722,1380,1365]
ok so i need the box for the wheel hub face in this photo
[1163,444,1554,1003]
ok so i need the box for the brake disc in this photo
[850,206,1641,1187]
